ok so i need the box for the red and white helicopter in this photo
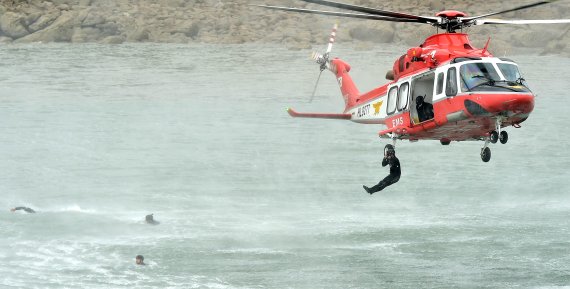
[257,0,570,162]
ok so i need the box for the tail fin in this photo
[330,58,360,109]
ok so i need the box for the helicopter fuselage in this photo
[265,1,569,162]
[338,33,534,143]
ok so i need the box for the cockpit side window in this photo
[436,72,444,95]
[446,67,457,96]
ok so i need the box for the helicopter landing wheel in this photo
[481,147,491,162]
[490,131,499,144]
[499,131,508,144]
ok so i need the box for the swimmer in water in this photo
[145,213,159,225]
[10,207,36,213]
[136,255,145,265]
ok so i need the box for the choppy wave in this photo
[49,204,97,214]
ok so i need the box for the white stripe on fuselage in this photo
[347,96,388,124]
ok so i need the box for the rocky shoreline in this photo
[0,0,569,56]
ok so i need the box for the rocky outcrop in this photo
[0,0,568,55]
[0,11,29,39]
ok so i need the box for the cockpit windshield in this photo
[497,63,524,83]
[459,61,530,93]
[460,62,501,91]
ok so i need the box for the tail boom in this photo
[287,108,351,120]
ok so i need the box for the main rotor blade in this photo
[298,0,439,24]
[475,18,570,25]
[463,0,560,21]
[254,5,420,22]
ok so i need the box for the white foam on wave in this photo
[216,247,291,255]
[8,240,139,287]
[337,242,409,253]
[158,275,239,289]
[49,204,97,214]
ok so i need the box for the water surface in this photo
[0,43,569,288]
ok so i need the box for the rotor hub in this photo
[435,10,467,19]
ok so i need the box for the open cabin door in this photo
[410,72,436,125]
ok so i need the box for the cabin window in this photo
[446,67,457,96]
[436,72,444,95]
[397,83,409,111]
[387,86,398,115]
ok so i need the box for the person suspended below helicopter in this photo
[363,144,401,195]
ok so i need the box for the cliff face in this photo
[0,0,569,55]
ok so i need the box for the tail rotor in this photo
[309,23,338,102]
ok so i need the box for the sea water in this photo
[0,43,569,288]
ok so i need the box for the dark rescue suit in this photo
[366,155,401,194]
[12,207,36,213]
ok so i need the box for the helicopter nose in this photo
[466,94,534,116]
[500,94,534,114]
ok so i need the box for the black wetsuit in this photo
[145,214,159,225]
[13,207,36,213]
[368,155,401,194]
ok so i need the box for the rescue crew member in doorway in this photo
[363,144,401,194]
